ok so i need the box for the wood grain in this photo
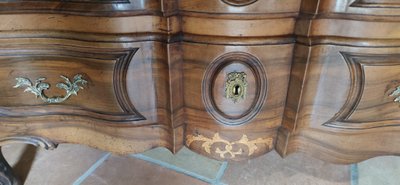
[277,0,400,164]
[0,0,398,169]
[183,43,293,160]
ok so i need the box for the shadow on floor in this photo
[11,145,37,184]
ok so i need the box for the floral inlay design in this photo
[186,133,273,159]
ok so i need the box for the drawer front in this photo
[179,0,300,14]
[308,0,400,16]
[0,41,170,125]
[290,46,400,130]
[0,47,142,122]
[325,52,400,129]
[278,44,400,163]
[0,0,161,16]
[183,43,293,160]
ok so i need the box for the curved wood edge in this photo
[0,136,57,150]
[276,127,400,164]
[0,122,173,155]
[0,136,57,185]
[350,0,400,8]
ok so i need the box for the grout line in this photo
[131,153,216,184]
[212,161,228,185]
[72,152,111,185]
[351,164,359,185]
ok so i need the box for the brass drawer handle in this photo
[390,86,400,103]
[13,74,87,104]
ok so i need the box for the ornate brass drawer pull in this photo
[13,74,87,104]
[390,86,400,103]
[225,72,248,103]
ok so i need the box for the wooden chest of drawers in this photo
[0,0,399,184]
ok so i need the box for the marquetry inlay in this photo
[186,133,273,159]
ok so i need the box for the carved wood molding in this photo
[0,136,57,150]
[202,52,267,125]
[351,0,400,8]
[17,0,130,3]
[0,47,145,123]
[113,48,145,119]
[323,52,400,130]
[0,0,157,16]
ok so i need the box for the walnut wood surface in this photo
[0,0,398,167]
[277,0,400,164]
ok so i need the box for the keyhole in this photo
[233,85,241,96]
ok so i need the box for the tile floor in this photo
[2,144,399,185]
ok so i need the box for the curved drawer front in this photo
[324,52,400,129]
[278,43,400,164]
[0,40,173,154]
[183,43,293,161]
[179,0,300,14]
[0,0,161,16]
[318,0,400,16]
[0,45,148,123]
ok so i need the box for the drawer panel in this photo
[179,0,300,14]
[291,45,400,130]
[313,0,400,16]
[0,47,144,121]
[0,39,173,155]
[325,52,400,129]
[0,0,161,16]
[182,16,296,38]
[183,43,293,160]
[278,44,400,164]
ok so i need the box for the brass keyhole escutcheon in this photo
[225,72,248,103]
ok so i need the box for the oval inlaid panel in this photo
[202,52,267,125]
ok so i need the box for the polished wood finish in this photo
[0,0,399,182]
[277,0,400,164]
[183,44,292,160]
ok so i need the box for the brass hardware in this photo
[14,74,87,104]
[186,133,273,159]
[225,72,248,103]
[390,86,400,103]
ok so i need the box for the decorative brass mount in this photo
[14,74,87,104]
[225,72,248,103]
[390,86,400,103]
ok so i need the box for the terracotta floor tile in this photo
[221,151,351,185]
[82,154,209,185]
[2,144,106,185]
[3,144,359,185]
[135,147,224,181]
